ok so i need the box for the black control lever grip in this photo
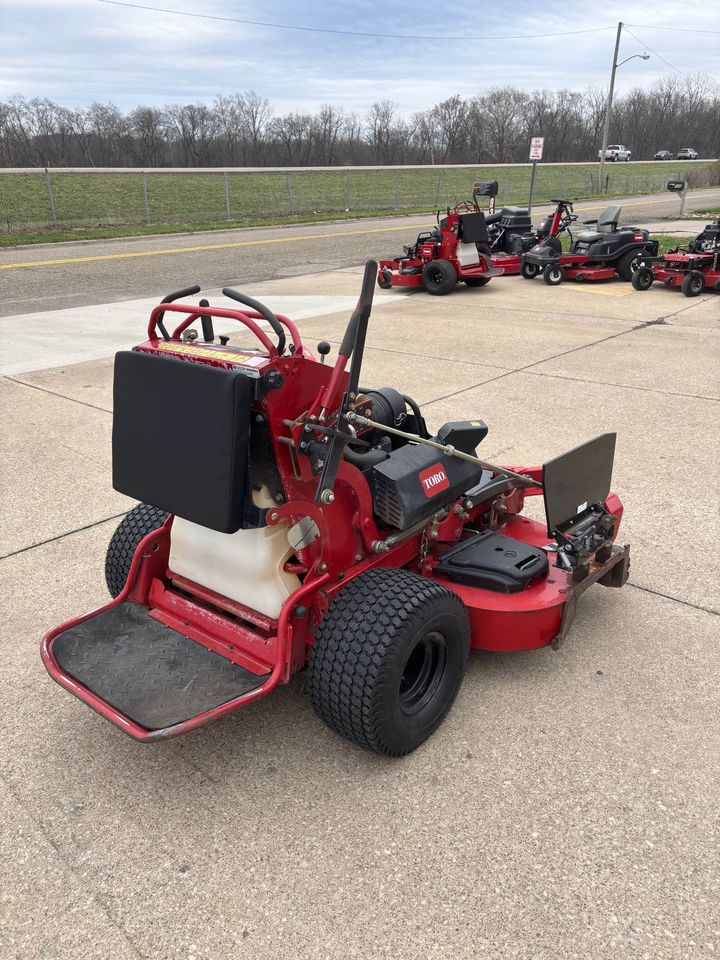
[155,284,201,339]
[339,259,377,358]
[222,288,286,355]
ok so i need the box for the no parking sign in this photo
[529,137,544,161]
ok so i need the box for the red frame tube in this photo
[147,302,303,357]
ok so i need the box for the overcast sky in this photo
[1,0,718,114]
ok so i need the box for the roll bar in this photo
[147,287,303,356]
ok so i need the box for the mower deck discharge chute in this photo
[631,218,720,296]
[42,262,630,755]
[521,202,659,285]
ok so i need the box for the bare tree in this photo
[1,79,719,168]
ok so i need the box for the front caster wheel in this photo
[377,269,392,289]
[521,262,540,279]
[308,568,470,756]
[631,267,654,291]
[464,276,491,287]
[543,264,565,286]
[681,271,705,297]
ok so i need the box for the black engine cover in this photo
[372,436,485,530]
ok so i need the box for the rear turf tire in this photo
[105,503,169,597]
[308,568,470,756]
[617,249,642,282]
[422,259,457,295]
[681,271,704,297]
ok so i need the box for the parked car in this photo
[677,147,698,160]
[654,150,673,161]
[599,144,632,162]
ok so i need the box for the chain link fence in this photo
[0,165,701,235]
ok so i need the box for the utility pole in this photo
[598,21,623,193]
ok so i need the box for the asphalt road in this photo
[2,187,718,316]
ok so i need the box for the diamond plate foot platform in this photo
[52,601,269,730]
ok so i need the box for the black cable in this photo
[95,1,616,42]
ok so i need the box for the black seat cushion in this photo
[112,350,251,533]
[576,230,604,243]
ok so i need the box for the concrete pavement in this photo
[1,251,719,958]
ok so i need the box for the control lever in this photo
[199,298,214,342]
[317,341,331,364]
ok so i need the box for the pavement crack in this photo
[0,772,149,960]
[421,308,710,408]
[3,375,112,415]
[627,581,718,617]
[0,512,127,560]
[521,368,718,403]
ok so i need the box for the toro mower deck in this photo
[43,264,630,756]
[632,218,720,296]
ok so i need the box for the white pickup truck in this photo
[598,144,632,162]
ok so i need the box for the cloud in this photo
[0,0,718,113]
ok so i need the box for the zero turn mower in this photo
[42,263,630,756]
[632,218,720,296]
[521,203,659,285]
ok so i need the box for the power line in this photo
[95,0,617,41]
[626,23,720,34]
[624,26,686,77]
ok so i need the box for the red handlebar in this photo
[147,302,303,356]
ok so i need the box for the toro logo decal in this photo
[419,463,450,497]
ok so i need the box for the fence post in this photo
[224,172,231,220]
[286,173,294,214]
[44,168,57,227]
[141,173,151,225]
[435,170,443,206]
[344,173,351,212]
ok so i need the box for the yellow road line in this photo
[0,224,413,270]
[2,191,716,271]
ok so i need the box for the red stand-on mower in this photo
[42,262,630,756]
[632,218,720,297]
[521,203,659,286]
[377,203,503,295]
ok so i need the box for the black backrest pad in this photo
[112,351,251,533]
[458,212,489,244]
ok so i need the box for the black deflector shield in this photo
[542,433,616,535]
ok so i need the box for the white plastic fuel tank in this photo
[168,506,301,621]
[455,241,480,267]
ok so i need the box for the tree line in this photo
[1,76,718,168]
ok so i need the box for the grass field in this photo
[1,161,716,245]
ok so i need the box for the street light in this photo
[598,22,651,191]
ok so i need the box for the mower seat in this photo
[576,205,622,243]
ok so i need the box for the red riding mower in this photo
[42,262,630,756]
[377,203,503,295]
[632,218,720,297]
[521,203,659,285]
